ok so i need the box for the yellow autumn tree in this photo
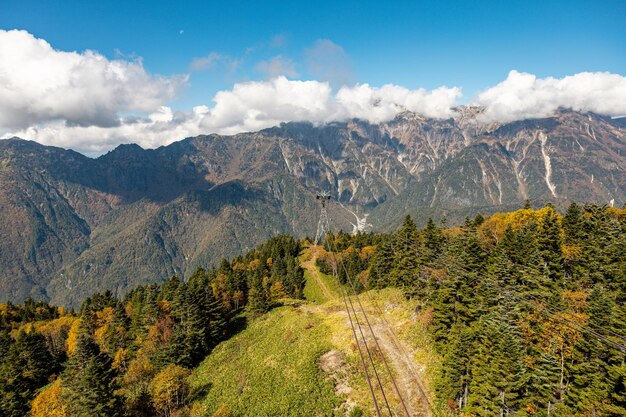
[112,348,128,373]
[247,258,261,271]
[150,364,191,417]
[359,245,376,261]
[93,306,115,352]
[478,207,562,246]
[210,273,232,310]
[30,378,68,417]
[269,281,287,301]
[66,318,83,356]
[561,243,582,261]
[35,315,77,356]
[123,353,157,410]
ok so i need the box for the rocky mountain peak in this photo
[1,109,624,306]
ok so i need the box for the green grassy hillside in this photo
[188,247,439,417]
[189,306,339,417]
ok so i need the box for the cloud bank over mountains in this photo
[474,71,626,123]
[1,29,625,153]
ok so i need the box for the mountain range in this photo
[1,108,625,306]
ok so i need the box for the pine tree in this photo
[284,257,305,298]
[466,312,524,417]
[423,217,444,262]
[0,331,53,417]
[247,274,270,314]
[390,215,420,288]
[437,323,474,413]
[566,284,625,416]
[0,331,10,365]
[523,351,562,416]
[61,334,122,417]
[169,274,226,368]
[537,206,564,284]
[563,202,584,243]
[368,236,394,288]
[160,276,181,301]
[147,284,162,318]
[523,199,533,209]
[103,302,130,353]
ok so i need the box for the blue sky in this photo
[0,0,625,153]
[2,0,624,109]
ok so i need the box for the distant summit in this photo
[1,110,625,306]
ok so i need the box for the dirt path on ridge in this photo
[368,316,432,417]
[301,247,336,301]
[300,247,432,417]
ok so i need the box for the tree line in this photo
[318,203,626,416]
[3,203,625,417]
[0,236,304,417]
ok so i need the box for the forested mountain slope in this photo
[319,203,626,416]
[1,109,625,306]
[1,204,624,417]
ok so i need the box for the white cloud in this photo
[269,33,288,48]
[0,29,187,130]
[336,84,462,122]
[304,39,354,87]
[474,70,626,123]
[189,52,240,74]
[2,31,626,154]
[202,77,336,134]
[256,55,298,79]
[189,52,222,71]
[8,106,210,153]
[4,76,461,153]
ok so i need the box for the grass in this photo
[302,269,341,304]
[189,306,340,417]
[324,287,443,415]
[300,248,342,304]
[351,289,441,389]
[189,251,442,417]
[302,269,327,304]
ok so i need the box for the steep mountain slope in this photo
[369,110,626,228]
[1,109,625,305]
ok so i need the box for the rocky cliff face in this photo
[1,109,624,306]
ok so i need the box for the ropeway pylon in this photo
[314,191,331,245]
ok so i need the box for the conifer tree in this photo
[423,217,444,262]
[538,206,564,284]
[368,237,394,288]
[523,199,532,209]
[390,215,420,288]
[61,334,122,417]
[563,202,584,244]
[103,302,130,353]
[247,274,270,314]
[160,276,181,301]
[466,315,524,417]
[0,330,10,365]
[0,331,53,417]
[284,257,305,298]
[523,351,561,416]
[169,271,226,368]
[437,323,474,412]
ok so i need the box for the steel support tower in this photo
[314,191,331,245]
